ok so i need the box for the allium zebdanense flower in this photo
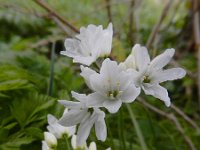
[81,58,140,113]
[47,112,76,139]
[61,23,113,66]
[120,44,186,107]
[58,91,107,146]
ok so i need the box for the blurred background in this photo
[0,0,200,150]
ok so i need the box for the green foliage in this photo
[0,0,199,150]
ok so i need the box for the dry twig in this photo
[33,0,79,33]
[171,104,200,131]
[193,0,200,110]
[29,35,63,49]
[128,0,135,45]
[105,0,112,23]
[146,0,173,49]
[138,98,196,150]
[51,16,71,35]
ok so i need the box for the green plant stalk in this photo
[63,134,71,150]
[48,42,56,96]
[126,104,148,150]
[118,108,126,150]
[106,117,116,150]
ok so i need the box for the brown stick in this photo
[105,0,112,23]
[146,0,173,49]
[29,35,63,49]
[138,98,196,150]
[33,0,79,33]
[129,0,135,45]
[193,0,200,110]
[51,16,70,35]
[171,104,200,130]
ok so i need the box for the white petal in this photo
[121,84,140,103]
[151,68,186,83]
[61,39,81,57]
[62,38,95,66]
[97,23,113,56]
[44,132,57,147]
[132,44,150,71]
[76,115,96,146]
[80,65,96,88]
[142,84,171,107]
[71,91,87,102]
[71,135,77,149]
[47,114,68,138]
[67,125,76,137]
[87,92,106,107]
[71,135,88,149]
[90,73,109,95]
[95,112,107,141]
[80,111,91,124]
[46,125,56,137]
[98,58,121,90]
[103,100,122,113]
[121,54,136,69]
[118,71,134,91]
[89,142,97,150]
[73,55,96,66]
[63,108,68,115]
[47,114,57,125]
[150,48,175,70]
[100,58,119,79]
[58,109,88,126]
[58,100,81,109]
[42,141,50,150]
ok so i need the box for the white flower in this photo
[88,142,97,150]
[80,65,96,89]
[44,132,57,149]
[61,23,113,66]
[71,134,87,150]
[47,112,76,139]
[81,58,140,113]
[71,135,97,150]
[58,92,107,146]
[120,44,186,107]
[42,141,51,150]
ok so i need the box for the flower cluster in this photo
[45,23,186,148]
[42,109,100,150]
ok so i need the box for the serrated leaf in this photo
[0,79,33,91]
[11,92,56,128]
[24,127,43,140]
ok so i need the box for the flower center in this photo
[88,108,94,114]
[143,75,151,83]
[107,90,123,100]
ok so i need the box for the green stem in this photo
[63,135,71,150]
[118,108,126,150]
[106,117,116,150]
[126,104,148,150]
[48,42,56,96]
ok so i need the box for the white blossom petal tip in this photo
[44,132,57,147]
[89,142,97,150]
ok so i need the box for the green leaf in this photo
[11,92,56,128]
[0,127,9,142]
[0,136,34,150]
[24,127,43,140]
[0,79,33,91]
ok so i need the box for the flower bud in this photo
[44,132,57,148]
